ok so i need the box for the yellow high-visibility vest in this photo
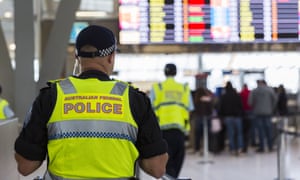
[0,98,9,120]
[47,77,139,179]
[152,77,190,132]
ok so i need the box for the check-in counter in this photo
[0,118,19,180]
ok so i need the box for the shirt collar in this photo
[78,70,111,81]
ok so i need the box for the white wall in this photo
[112,52,300,93]
[114,53,199,91]
[202,52,300,93]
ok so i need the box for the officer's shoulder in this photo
[39,84,55,94]
[114,80,138,89]
[47,78,66,85]
[112,79,146,96]
[40,78,66,92]
[126,83,147,96]
[113,79,129,85]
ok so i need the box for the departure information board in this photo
[118,0,300,44]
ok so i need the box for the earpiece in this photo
[72,59,80,76]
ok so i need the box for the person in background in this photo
[14,25,168,179]
[149,63,194,178]
[192,87,214,155]
[218,81,244,156]
[248,80,277,153]
[0,84,15,120]
[239,83,254,153]
[276,84,288,117]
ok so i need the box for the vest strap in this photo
[110,81,127,95]
[59,79,76,94]
[158,83,162,90]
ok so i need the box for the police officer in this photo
[150,63,194,178]
[0,84,15,120]
[14,25,168,179]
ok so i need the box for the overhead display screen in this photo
[118,0,300,44]
[69,22,89,44]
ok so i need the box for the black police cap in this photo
[75,25,116,58]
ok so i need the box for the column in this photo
[38,0,80,90]
[0,23,14,106]
[14,0,36,121]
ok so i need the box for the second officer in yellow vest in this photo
[15,25,168,179]
[0,84,15,120]
[150,63,194,178]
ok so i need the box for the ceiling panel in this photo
[0,0,119,56]
[0,0,14,54]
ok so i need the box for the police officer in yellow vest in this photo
[150,63,194,178]
[0,84,15,120]
[15,25,168,179]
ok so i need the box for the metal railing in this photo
[275,115,300,180]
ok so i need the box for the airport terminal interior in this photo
[2,0,300,179]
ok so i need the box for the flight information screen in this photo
[118,0,300,44]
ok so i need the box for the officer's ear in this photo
[73,54,81,76]
[107,52,115,64]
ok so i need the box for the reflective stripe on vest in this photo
[0,98,8,119]
[44,171,134,180]
[47,77,139,179]
[154,101,189,111]
[48,120,137,143]
[152,78,190,132]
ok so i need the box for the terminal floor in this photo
[20,136,300,180]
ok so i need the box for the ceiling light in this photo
[4,11,13,18]
[9,43,16,51]
[76,11,107,18]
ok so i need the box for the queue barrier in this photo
[0,118,19,180]
[198,116,214,165]
[275,115,300,180]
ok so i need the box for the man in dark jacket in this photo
[218,81,244,155]
[193,87,214,154]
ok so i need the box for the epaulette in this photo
[116,80,143,92]
[40,86,51,92]
[183,82,189,91]
[47,78,66,86]
[128,82,138,90]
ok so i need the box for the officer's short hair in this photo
[164,63,177,76]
